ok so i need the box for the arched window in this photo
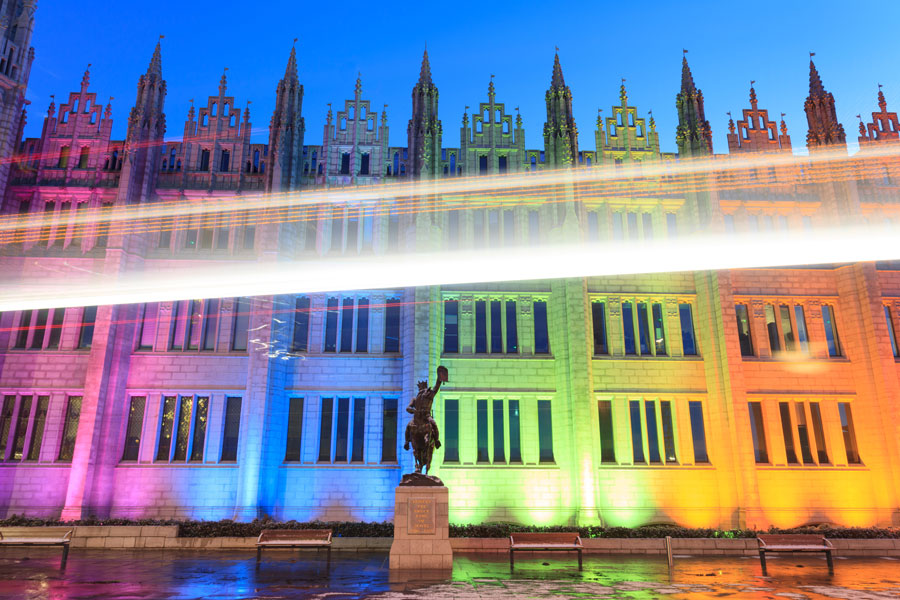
[78,147,89,169]
[90,112,97,125]
[169,148,176,170]
[199,149,210,171]
[176,159,182,172]
[223,103,229,116]
[400,164,406,175]
[348,106,355,121]
[475,119,483,133]
[211,102,217,117]
[245,161,251,173]
[73,99,79,112]
[317,163,323,175]
[360,106,366,119]
[260,161,265,174]
[530,155,537,171]
[393,152,399,175]
[340,117,347,130]
[502,119,509,134]
[220,149,230,172]
[229,114,235,127]
[201,113,208,127]
[58,146,70,168]
[450,153,456,173]
[253,149,260,173]
[161,159,168,171]
[61,111,68,124]
[359,153,370,175]
[84,99,91,112]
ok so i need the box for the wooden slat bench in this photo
[509,532,583,570]
[256,529,332,566]
[757,534,834,575]
[0,527,73,569]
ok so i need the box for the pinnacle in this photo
[878,89,887,112]
[551,52,565,88]
[749,83,757,109]
[219,68,228,94]
[681,55,696,93]
[808,58,825,98]
[284,45,298,80]
[147,40,162,78]
[418,48,432,85]
[81,63,91,90]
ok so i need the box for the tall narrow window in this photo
[231,299,249,351]
[318,398,334,462]
[508,400,521,463]
[14,311,31,349]
[779,305,795,351]
[443,300,458,353]
[186,300,202,350]
[492,399,505,463]
[794,306,809,354]
[356,298,369,353]
[679,304,697,355]
[189,396,209,462]
[885,306,899,357]
[652,303,667,356]
[381,398,398,463]
[688,401,709,463]
[623,302,637,355]
[121,396,146,461]
[292,297,310,353]
[748,402,768,463]
[505,301,518,354]
[26,396,50,461]
[351,398,365,462]
[156,396,176,461]
[285,397,304,462]
[169,301,186,350]
[612,213,624,240]
[340,299,354,352]
[324,297,339,352]
[473,211,485,247]
[660,401,677,463]
[138,303,158,350]
[642,212,654,239]
[763,304,780,353]
[537,400,554,463]
[528,211,539,245]
[735,304,753,356]
[809,402,829,464]
[57,396,82,462]
[334,397,350,462]
[597,400,615,463]
[79,306,97,349]
[490,300,502,353]
[11,396,32,460]
[384,298,401,353]
[30,309,48,349]
[592,302,608,355]
[645,401,661,463]
[794,403,814,464]
[822,305,842,357]
[666,213,677,237]
[443,399,459,462]
[779,401,798,464]
[476,399,489,463]
[838,402,861,464]
[637,303,651,355]
[201,299,219,351]
[0,396,14,459]
[173,396,193,461]
[533,301,549,354]
[629,400,644,463]
[475,300,487,353]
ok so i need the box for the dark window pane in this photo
[0,396,14,459]
[381,398,398,462]
[592,303,608,355]
[779,305,795,351]
[735,304,753,356]
[490,300,502,353]
[285,397,303,461]
[58,396,82,462]
[443,300,458,353]
[384,298,401,353]
[26,396,50,461]
[11,396,32,460]
[779,402,798,464]
[475,300,487,353]
[660,401,677,463]
[156,396,176,461]
[506,301,518,354]
[822,305,842,357]
[30,309,48,349]
[351,398,365,462]
[630,400,644,463]
[794,306,809,353]
[14,311,31,348]
[533,301,549,354]
[220,397,241,462]
[139,303,158,350]
[324,298,339,352]
[173,396,193,461]
[637,303,651,355]
[809,402,829,464]
[597,400,615,463]
[537,400,554,463]
[186,300,202,350]
[318,398,334,462]
[508,400,521,463]
[169,301,185,350]
[838,402,861,464]
[492,399,505,463]
[443,399,459,462]
[476,399,489,463]
[201,299,219,351]
[679,304,696,356]
[764,304,780,353]
[748,402,768,463]
[623,302,636,355]
[79,306,97,349]
[189,396,208,462]
[231,299,249,351]
[885,306,898,357]
[794,403,814,464]
[356,299,369,353]
[121,396,146,461]
[688,401,709,463]
[645,401,661,463]
[340,299,354,352]
[334,397,350,462]
[292,297,310,353]
[652,303,666,356]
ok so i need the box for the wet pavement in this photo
[0,548,899,599]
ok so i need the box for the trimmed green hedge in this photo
[1,515,897,539]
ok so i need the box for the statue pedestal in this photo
[389,484,452,570]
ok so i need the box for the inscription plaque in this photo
[408,496,436,535]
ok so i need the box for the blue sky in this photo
[24,0,898,155]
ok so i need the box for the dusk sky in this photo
[24,0,898,155]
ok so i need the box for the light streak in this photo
[1,224,898,312]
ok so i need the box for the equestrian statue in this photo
[403,365,448,475]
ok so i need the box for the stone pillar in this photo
[389,485,452,570]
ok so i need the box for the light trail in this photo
[1,224,898,312]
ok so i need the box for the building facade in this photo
[1,8,900,529]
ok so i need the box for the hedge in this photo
[1,515,898,539]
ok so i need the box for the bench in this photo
[757,534,834,575]
[256,529,332,566]
[0,526,73,569]
[509,532,583,570]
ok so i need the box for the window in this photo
[592,303,608,355]
[318,397,365,463]
[324,298,339,352]
[0,396,13,460]
[822,305,842,357]
[794,306,809,353]
[318,398,333,462]
[340,299,354,352]
[138,303,158,350]
[231,299,249,351]
[623,301,666,357]
[156,396,176,461]
[660,401,677,463]
[443,300,459,353]
[629,400,644,463]
[200,300,219,351]
[58,145,70,168]
[443,399,459,463]
[199,149,210,171]
[642,212,654,239]
[529,211,539,244]
[381,398,398,463]
[13,310,30,349]
[490,301,502,353]
[597,400,615,463]
[537,400,554,463]
[10,395,31,460]
[334,398,350,461]
[121,396,146,461]
[622,302,636,355]
[384,297,401,353]
[735,304,753,356]
[356,298,369,353]
[285,397,304,461]
[476,399,489,463]
[612,213,624,240]
[359,153,370,176]
[58,396,82,462]
[652,303,667,356]
[221,397,241,461]
[219,150,230,172]
[748,402,768,463]
[508,400,521,463]
[779,305,795,351]
[292,297,310,353]
[778,402,798,464]
[793,403,814,464]
[475,301,487,353]
[78,306,97,349]
[25,396,50,461]
[534,301,549,354]
[340,153,350,175]
[351,398,365,462]
[688,401,709,463]
[679,304,697,355]
[885,306,899,357]
[173,397,193,461]
[764,304,780,352]
[491,400,505,463]
[838,402,861,464]
[186,300,202,350]
[505,300,518,353]
[645,400,662,463]
[666,213,677,238]
[809,402,829,464]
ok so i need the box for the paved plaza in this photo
[0,549,899,599]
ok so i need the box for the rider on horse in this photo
[404,380,441,451]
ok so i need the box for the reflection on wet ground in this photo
[1,548,899,599]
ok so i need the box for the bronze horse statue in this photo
[404,366,448,475]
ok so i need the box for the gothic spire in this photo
[749,81,757,109]
[81,63,92,91]
[219,68,228,95]
[681,54,696,94]
[675,52,712,156]
[804,54,846,150]
[808,56,825,98]
[147,38,163,78]
[418,48,432,86]
[551,51,565,88]
[284,44,298,81]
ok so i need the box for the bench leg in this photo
[327,546,332,569]
[509,549,514,571]
[60,544,69,570]
[825,550,834,575]
[577,549,582,571]
[256,546,261,567]
[758,550,767,576]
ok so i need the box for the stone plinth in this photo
[389,484,452,570]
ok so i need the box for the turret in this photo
[408,49,441,179]
[267,43,305,193]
